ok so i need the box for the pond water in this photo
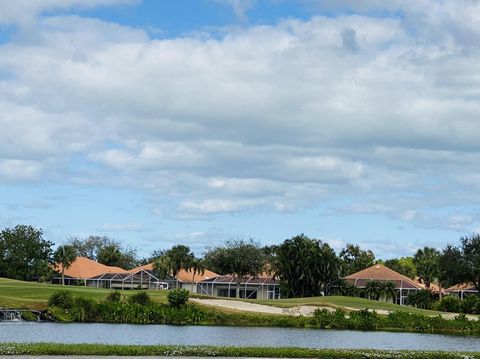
[0,322,479,352]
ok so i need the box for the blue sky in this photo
[1,0,480,259]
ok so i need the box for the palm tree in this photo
[190,258,206,293]
[379,281,396,302]
[408,290,436,309]
[365,281,382,300]
[53,245,77,285]
[167,245,194,288]
[413,247,440,288]
[153,255,172,280]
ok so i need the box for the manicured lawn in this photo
[0,278,168,310]
[0,277,472,319]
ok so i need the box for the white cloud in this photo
[0,0,137,25]
[1,1,480,229]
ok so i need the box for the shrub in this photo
[433,296,461,313]
[20,311,38,321]
[348,309,378,330]
[460,295,479,314]
[128,292,151,305]
[408,290,436,310]
[312,308,335,328]
[167,289,190,308]
[70,297,97,322]
[105,291,122,303]
[48,291,74,309]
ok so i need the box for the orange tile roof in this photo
[413,277,445,293]
[344,264,423,289]
[55,256,127,279]
[446,283,478,292]
[128,263,217,282]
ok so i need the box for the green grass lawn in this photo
[0,277,469,318]
[0,277,168,310]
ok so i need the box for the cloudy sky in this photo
[1,0,480,258]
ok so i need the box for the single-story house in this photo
[197,275,280,300]
[54,257,280,299]
[54,257,216,291]
[446,283,479,299]
[344,264,423,305]
[126,262,218,292]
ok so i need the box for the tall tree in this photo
[413,247,440,288]
[0,225,53,281]
[339,244,375,276]
[152,245,194,288]
[53,245,77,285]
[190,258,206,285]
[275,234,339,298]
[166,245,194,284]
[204,239,265,298]
[439,234,480,292]
[153,255,172,280]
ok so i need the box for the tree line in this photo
[1,224,479,299]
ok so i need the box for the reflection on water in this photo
[0,322,480,352]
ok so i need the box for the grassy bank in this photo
[0,277,452,317]
[0,343,478,358]
[0,278,168,310]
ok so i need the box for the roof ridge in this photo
[345,263,422,289]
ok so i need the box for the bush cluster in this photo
[167,288,189,308]
[48,290,204,324]
[432,295,480,315]
[311,308,480,335]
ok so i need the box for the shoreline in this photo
[0,344,479,358]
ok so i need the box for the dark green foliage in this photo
[434,296,461,313]
[460,295,479,314]
[363,281,396,302]
[275,234,339,298]
[0,225,53,281]
[20,311,38,321]
[168,288,190,307]
[127,292,151,305]
[70,297,97,322]
[105,291,122,303]
[153,245,195,287]
[439,234,480,292]
[348,309,378,330]
[312,308,347,329]
[68,235,138,270]
[203,239,265,297]
[330,280,359,297]
[408,290,436,310]
[413,247,440,289]
[339,244,375,276]
[48,291,74,309]
[53,244,77,285]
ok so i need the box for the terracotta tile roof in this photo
[446,283,478,292]
[413,277,445,294]
[55,256,127,279]
[128,263,218,283]
[344,264,423,289]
